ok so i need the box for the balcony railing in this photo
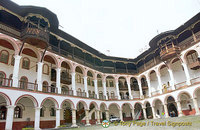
[99,95,106,100]
[162,86,172,93]
[108,96,118,100]
[0,78,12,87]
[76,91,86,97]
[89,93,97,99]
[19,81,37,91]
[42,85,58,93]
[61,90,73,96]
[175,81,187,89]
[151,90,160,96]
[189,60,200,70]
[191,77,200,85]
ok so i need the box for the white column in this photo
[137,78,143,99]
[94,80,99,99]
[34,107,41,130]
[164,104,169,118]
[106,110,109,121]
[142,107,147,119]
[37,62,43,91]
[193,98,200,115]
[56,68,61,94]
[103,80,108,100]
[83,76,89,97]
[96,110,101,124]
[85,110,91,126]
[156,71,163,94]
[71,109,78,127]
[146,75,152,97]
[182,62,191,85]
[71,72,77,96]
[12,55,21,87]
[119,109,123,121]
[56,108,61,128]
[127,80,133,100]
[176,101,183,117]
[131,108,135,120]
[168,68,175,90]
[115,80,121,100]
[152,106,156,119]
[5,105,15,130]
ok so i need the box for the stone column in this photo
[146,75,152,97]
[56,68,61,94]
[152,106,156,119]
[71,72,77,96]
[163,104,169,118]
[96,110,101,124]
[126,79,133,99]
[85,110,91,126]
[193,98,200,115]
[168,68,175,90]
[131,108,135,120]
[102,80,108,100]
[182,62,191,85]
[115,78,121,100]
[142,107,147,119]
[37,62,43,91]
[137,78,143,99]
[106,110,109,121]
[56,108,61,128]
[71,109,78,127]
[12,55,21,87]
[176,101,183,117]
[83,76,89,97]
[119,109,123,121]
[156,71,163,94]
[5,105,15,130]
[94,79,99,99]
[34,107,41,130]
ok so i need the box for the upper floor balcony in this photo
[21,22,49,49]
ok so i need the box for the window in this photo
[14,106,22,118]
[50,108,55,116]
[87,78,91,86]
[109,80,114,87]
[111,92,115,98]
[19,77,28,89]
[98,80,102,87]
[40,108,44,117]
[0,50,9,64]
[76,74,81,83]
[0,106,7,120]
[11,55,15,66]
[187,51,198,64]
[22,57,30,70]
[42,81,48,92]
[92,81,94,86]
[188,105,192,111]
[61,86,69,94]
[0,72,6,86]
[43,64,49,75]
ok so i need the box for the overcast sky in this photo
[12,0,200,58]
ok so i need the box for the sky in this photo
[12,0,200,59]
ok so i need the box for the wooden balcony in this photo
[42,85,58,93]
[19,81,38,91]
[189,60,200,70]
[160,46,180,61]
[21,23,49,49]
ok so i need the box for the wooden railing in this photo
[61,90,73,96]
[151,90,160,96]
[19,81,37,91]
[175,81,187,89]
[89,93,97,99]
[108,96,118,100]
[99,95,106,100]
[191,77,200,85]
[76,91,86,97]
[0,78,12,87]
[42,85,58,93]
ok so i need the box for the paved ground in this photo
[50,115,200,130]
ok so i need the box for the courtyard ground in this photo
[48,115,200,130]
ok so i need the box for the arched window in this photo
[0,71,6,86]
[14,106,22,118]
[111,91,115,98]
[0,50,9,64]
[0,106,7,120]
[19,76,28,89]
[99,91,103,99]
[50,83,56,93]
[50,108,55,116]
[43,64,49,75]
[78,88,82,92]
[76,74,81,83]
[61,86,69,94]
[88,90,91,96]
[22,57,30,70]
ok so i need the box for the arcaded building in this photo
[0,0,200,130]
